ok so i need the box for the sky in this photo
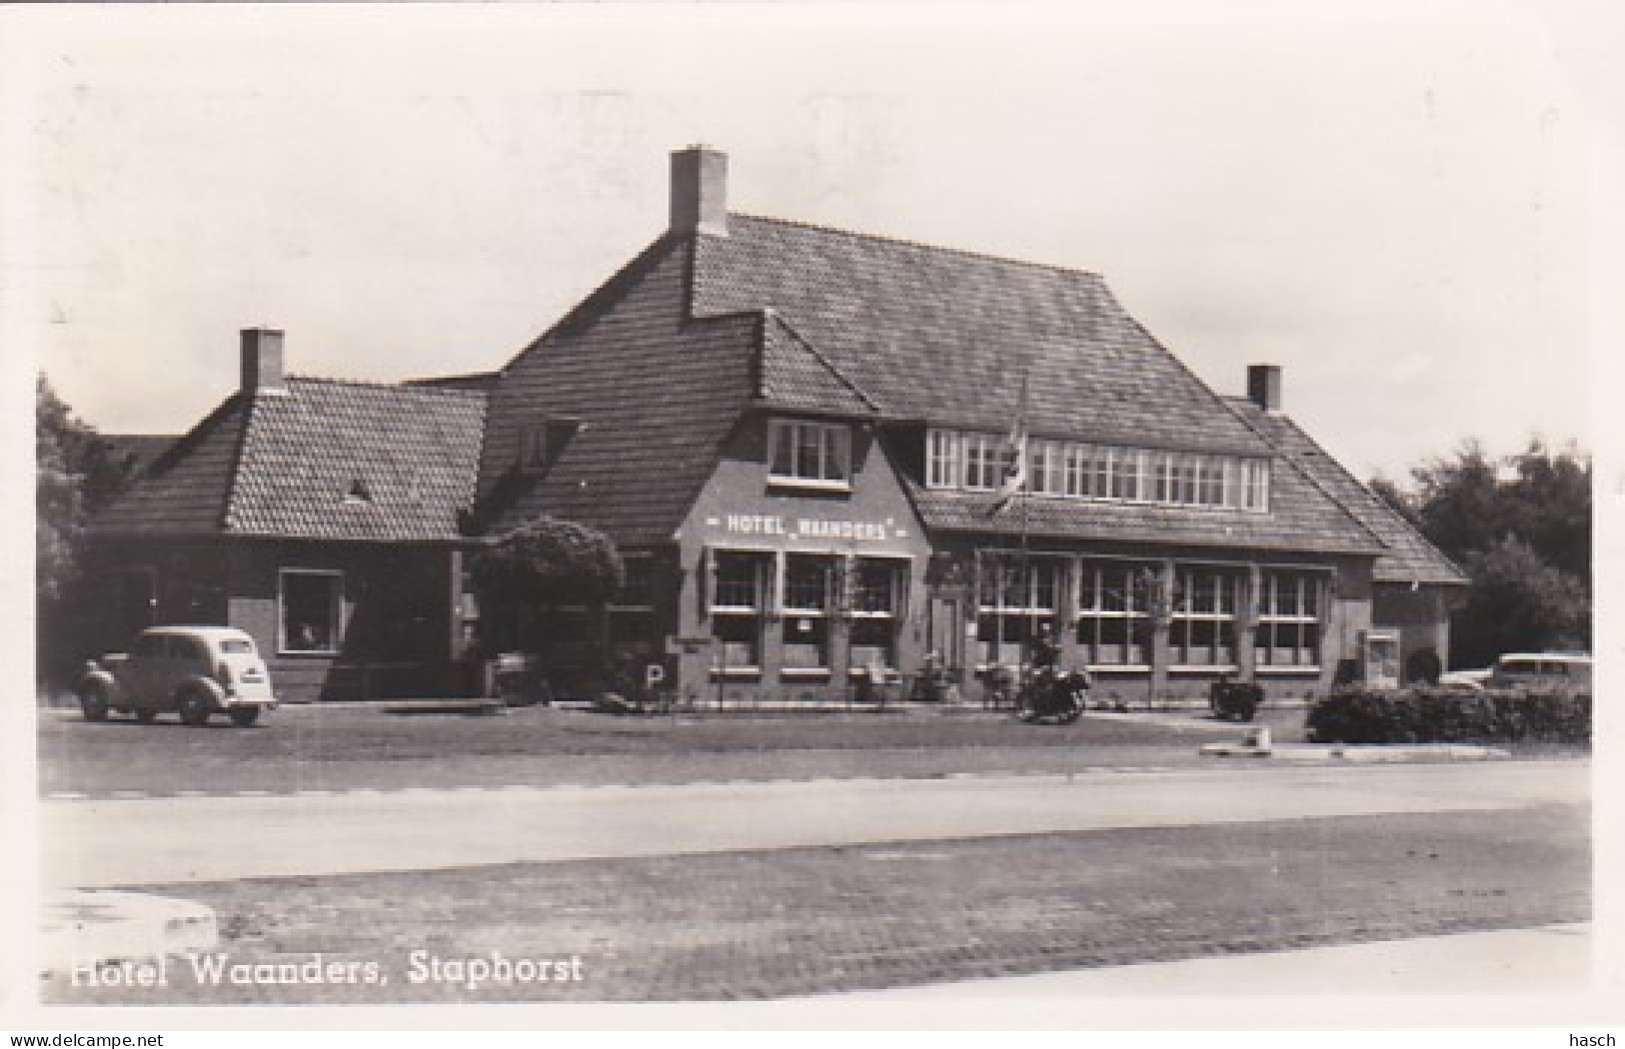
[3,0,1620,486]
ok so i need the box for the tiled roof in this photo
[694,215,1272,455]
[758,311,880,416]
[90,401,248,537]
[1224,398,1468,585]
[93,378,487,542]
[95,434,181,478]
[475,235,761,546]
[227,379,486,541]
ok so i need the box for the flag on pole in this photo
[990,374,1030,516]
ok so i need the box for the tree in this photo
[1378,438,1591,667]
[470,515,623,609]
[37,375,141,684]
[1409,440,1509,566]
[1451,536,1590,669]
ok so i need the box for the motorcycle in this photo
[1015,665,1091,724]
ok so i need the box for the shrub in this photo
[1306,686,1590,746]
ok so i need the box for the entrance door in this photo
[928,596,963,673]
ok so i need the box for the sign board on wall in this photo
[701,514,909,544]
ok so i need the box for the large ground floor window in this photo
[709,551,771,674]
[279,568,343,655]
[849,557,907,674]
[705,549,910,680]
[1169,568,1244,668]
[1074,561,1155,667]
[976,554,1063,668]
[1256,570,1325,669]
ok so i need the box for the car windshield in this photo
[220,639,255,654]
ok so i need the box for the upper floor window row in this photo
[926,428,1270,512]
[769,419,852,488]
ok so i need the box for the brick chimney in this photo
[241,327,286,394]
[1247,364,1282,412]
[670,145,728,237]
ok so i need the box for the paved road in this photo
[44,759,1586,888]
[837,923,1595,998]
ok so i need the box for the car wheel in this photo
[178,690,214,727]
[78,686,110,722]
[227,706,261,728]
[135,708,159,724]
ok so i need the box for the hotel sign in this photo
[705,513,907,543]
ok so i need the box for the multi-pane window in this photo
[962,433,1000,490]
[1028,440,1057,495]
[780,555,832,673]
[924,428,1268,511]
[769,420,851,486]
[976,555,1065,668]
[927,428,961,488]
[782,555,832,613]
[710,551,770,672]
[1241,460,1270,511]
[1169,569,1242,667]
[1113,449,1143,501]
[849,558,907,673]
[1063,444,1087,497]
[1075,562,1155,667]
[1256,571,1323,669]
[850,558,903,615]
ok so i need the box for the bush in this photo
[1306,686,1590,746]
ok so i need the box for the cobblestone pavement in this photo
[44,803,1589,1005]
[39,703,1316,797]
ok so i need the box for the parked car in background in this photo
[77,626,279,727]
[1487,652,1592,691]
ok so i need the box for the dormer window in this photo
[343,479,372,504]
[768,419,851,489]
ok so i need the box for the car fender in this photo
[176,674,227,707]
[78,666,122,701]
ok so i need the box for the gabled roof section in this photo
[693,214,1271,454]
[92,378,487,542]
[473,233,761,546]
[227,378,487,541]
[1223,397,1468,585]
[758,311,880,416]
[89,399,248,538]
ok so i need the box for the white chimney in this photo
[241,328,285,394]
[669,145,728,237]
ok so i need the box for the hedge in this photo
[1306,686,1590,746]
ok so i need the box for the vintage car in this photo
[77,625,279,727]
[1488,652,1592,691]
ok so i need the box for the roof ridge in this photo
[222,389,265,533]
[283,374,487,400]
[763,310,883,413]
[1240,404,1468,582]
[726,212,1105,282]
[497,233,681,373]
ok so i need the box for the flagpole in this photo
[989,369,1031,710]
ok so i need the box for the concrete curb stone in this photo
[1199,741,1512,762]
